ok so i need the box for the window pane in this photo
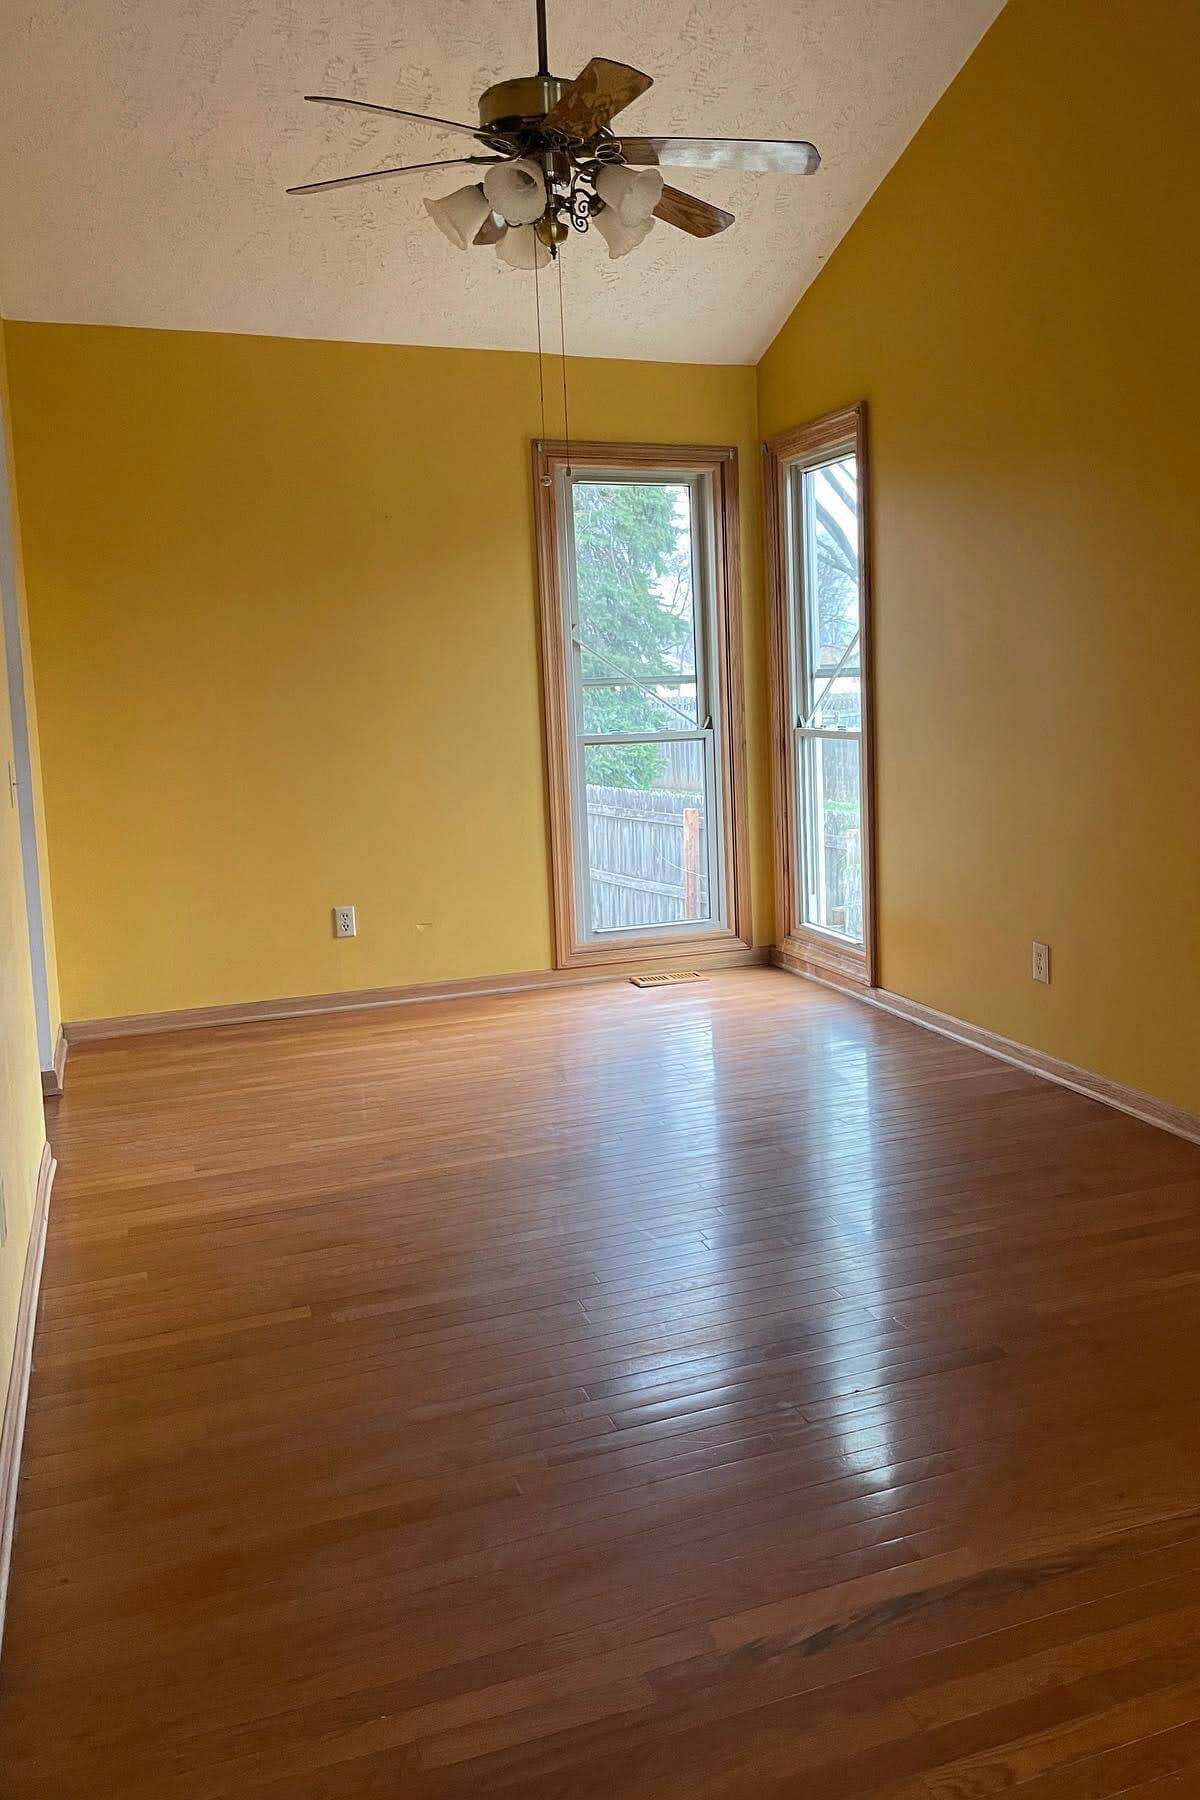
[584,739,712,933]
[581,679,698,735]
[798,733,863,943]
[795,455,860,715]
[808,673,862,733]
[572,483,698,723]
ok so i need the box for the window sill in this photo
[558,927,755,972]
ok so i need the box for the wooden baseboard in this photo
[40,1026,68,1098]
[774,953,1200,1149]
[64,946,771,1045]
[0,1141,55,1657]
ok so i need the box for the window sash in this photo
[793,723,866,947]
[785,447,866,948]
[557,468,728,943]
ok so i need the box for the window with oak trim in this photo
[765,405,876,985]
[533,440,751,970]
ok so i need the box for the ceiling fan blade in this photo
[473,212,507,245]
[287,156,500,196]
[304,95,500,142]
[620,136,821,175]
[654,184,734,238]
[541,58,652,139]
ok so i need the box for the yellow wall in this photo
[0,331,61,1064]
[0,322,50,1396]
[758,0,1200,1113]
[4,324,766,1020]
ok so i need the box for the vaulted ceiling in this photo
[0,0,1004,363]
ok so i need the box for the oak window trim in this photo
[532,438,752,971]
[763,403,877,987]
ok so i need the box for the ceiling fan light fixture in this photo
[483,157,548,227]
[594,163,663,226]
[423,182,492,250]
[592,206,655,260]
[497,224,553,270]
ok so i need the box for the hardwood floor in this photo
[4,966,1200,1796]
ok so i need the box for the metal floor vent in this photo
[630,972,704,988]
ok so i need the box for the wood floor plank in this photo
[3,968,1200,1795]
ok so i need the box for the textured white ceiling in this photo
[0,0,1004,363]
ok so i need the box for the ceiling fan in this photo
[288,0,821,266]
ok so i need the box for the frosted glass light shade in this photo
[496,224,552,270]
[484,157,547,227]
[423,183,490,251]
[592,207,655,260]
[595,163,664,226]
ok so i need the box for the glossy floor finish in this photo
[5,969,1200,1797]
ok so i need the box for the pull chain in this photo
[556,248,571,476]
[534,253,548,468]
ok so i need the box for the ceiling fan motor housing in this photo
[478,73,569,133]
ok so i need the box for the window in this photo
[533,441,751,969]
[765,405,876,984]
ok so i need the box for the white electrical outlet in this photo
[333,905,357,939]
[1032,941,1051,985]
